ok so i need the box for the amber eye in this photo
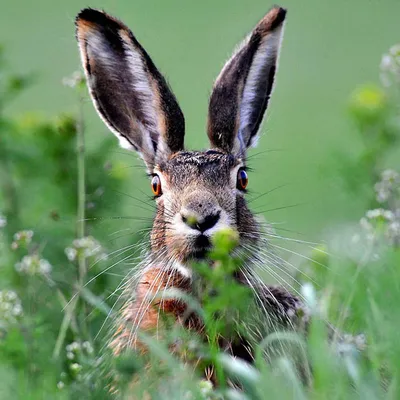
[237,169,248,190]
[151,175,162,196]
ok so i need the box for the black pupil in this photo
[240,171,246,182]
[152,177,159,193]
[238,170,247,189]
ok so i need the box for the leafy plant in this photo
[0,42,400,399]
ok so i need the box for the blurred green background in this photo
[1,1,400,398]
[2,0,399,239]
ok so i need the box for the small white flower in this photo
[389,44,400,56]
[39,259,52,275]
[380,44,400,87]
[5,291,17,301]
[82,341,93,354]
[15,255,52,276]
[366,208,394,221]
[375,169,400,203]
[65,247,77,262]
[380,54,392,71]
[0,214,7,228]
[387,221,400,245]
[70,363,82,373]
[13,230,34,245]
[12,304,23,317]
[57,381,65,390]
[71,342,80,351]
[66,236,105,262]
[382,169,399,181]
[0,290,23,326]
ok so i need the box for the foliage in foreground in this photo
[0,44,400,398]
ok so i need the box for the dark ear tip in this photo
[75,8,125,30]
[258,5,287,33]
[75,8,127,39]
[75,8,104,25]
[274,6,287,23]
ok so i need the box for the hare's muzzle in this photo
[180,190,224,235]
[181,211,221,233]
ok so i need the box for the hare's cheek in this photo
[164,232,187,250]
[161,194,182,218]
[164,234,193,263]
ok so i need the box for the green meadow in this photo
[0,0,400,398]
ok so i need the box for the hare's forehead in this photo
[157,150,242,186]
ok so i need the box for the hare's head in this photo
[76,7,286,266]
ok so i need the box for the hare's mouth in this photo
[190,235,211,260]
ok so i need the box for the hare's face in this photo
[76,6,286,264]
[150,151,255,262]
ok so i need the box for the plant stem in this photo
[76,90,91,342]
[77,90,86,281]
[53,88,87,359]
[53,296,79,359]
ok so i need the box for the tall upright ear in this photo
[207,6,286,155]
[75,8,185,169]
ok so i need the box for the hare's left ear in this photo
[75,8,185,169]
[207,7,286,155]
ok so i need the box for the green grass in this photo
[0,4,400,399]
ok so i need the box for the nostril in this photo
[197,211,220,233]
[181,211,221,232]
[181,213,198,230]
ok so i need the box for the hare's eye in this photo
[151,175,162,197]
[237,169,248,190]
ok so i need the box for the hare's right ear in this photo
[75,9,185,169]
[207,7,286,155]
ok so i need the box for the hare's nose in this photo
[181,211,220,233]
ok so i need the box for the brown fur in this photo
[111,267,193,354]
[75,5,308,384]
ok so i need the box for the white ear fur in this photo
[207,7,286,154]
[120,37,158,136]
[79,28,156,160]
[239,24,284,148]
[76,9,185,168]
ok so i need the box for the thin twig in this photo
[53,85,87,358]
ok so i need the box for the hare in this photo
[75,6,307,369]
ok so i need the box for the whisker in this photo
[246,231,321,247]
[254,203,306,214]
[240,267,288,356]
[241,243,306,303]
[269,243,331,271]
[63,251,139,311]
[128,262,170,348]
[247,183,290,204]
